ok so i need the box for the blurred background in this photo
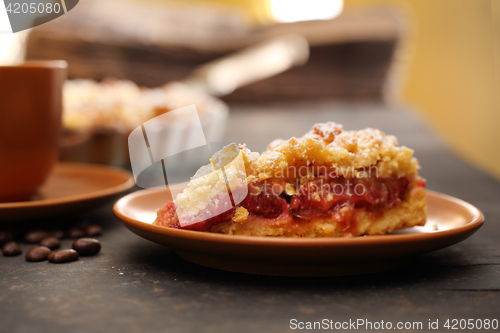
[0,0,499,180]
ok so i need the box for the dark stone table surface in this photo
[1,102,499,333]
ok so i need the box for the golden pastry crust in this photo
[241,122,419,182]
[175,143,247,218]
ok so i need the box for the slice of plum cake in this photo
[154,122,426,237]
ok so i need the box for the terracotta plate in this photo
[0,162,135,221]
[114,189,484,276]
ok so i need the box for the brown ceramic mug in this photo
[0,61,67,202]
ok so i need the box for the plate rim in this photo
[0,162,135,210]
[113,189,485,248]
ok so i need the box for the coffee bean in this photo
[2,241,22,256]
[0,231,13,246]
[84,225,102,237]
[25,246,51,262]
[72,238,101,256]
[49,229,66,240]
[48,249,79,263]
[67,227,84,239]
[39,237,61,250]
[24,230,50,244]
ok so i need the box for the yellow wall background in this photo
[346,0,500,181]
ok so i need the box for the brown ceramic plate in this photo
[114,189,484,276]
[0,162,135,221]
